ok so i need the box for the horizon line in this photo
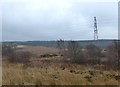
[1,39,118,42]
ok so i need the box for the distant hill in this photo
[2,39,117,48]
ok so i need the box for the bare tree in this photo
[57,39,66,56]
[66,41,84,64]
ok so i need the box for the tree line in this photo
[57,39,120,68]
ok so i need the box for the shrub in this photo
[40,54,57,58]
[2,44,15,57]
[66,41,84,64]
[8,51,32,63]
[85,44,101,64]
[106,40,119,68]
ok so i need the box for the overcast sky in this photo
[2,0,118,41]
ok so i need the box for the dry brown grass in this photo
[2,45,119,85]
[2,60,118,85]
[17,46,59,55]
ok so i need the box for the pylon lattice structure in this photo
[94,17,98,40]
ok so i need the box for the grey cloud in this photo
[2,1,118,41]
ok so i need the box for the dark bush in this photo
[8,51,32,63]
[85,44,102,64]
[40,54,58,58]
[2,44,32,63]
[2,44,15,57]
[106,40,120,68]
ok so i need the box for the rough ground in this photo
[2,60,119,85]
